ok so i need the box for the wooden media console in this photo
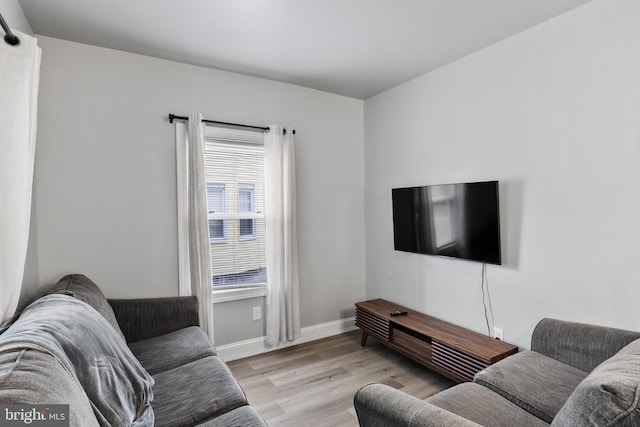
[355,298,518,383]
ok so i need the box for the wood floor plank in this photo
[227,330,455,426]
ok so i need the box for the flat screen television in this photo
[392,180,501,265]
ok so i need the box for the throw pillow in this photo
[552,338,640,426]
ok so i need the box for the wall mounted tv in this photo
[392,180,501,265]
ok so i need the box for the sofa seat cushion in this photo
[0,348,99,427]
[474,350,588,423]
[195,406,268,426]
[129,326,216,375]
[49,273,126,342]
[152,356,249,427]
[551,338,640,427]
[428,382,549,427]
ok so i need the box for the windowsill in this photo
[212,285,267,303]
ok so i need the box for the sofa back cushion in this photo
[532,318,640,372]
[49,274,126,342]
[551,338,640,427]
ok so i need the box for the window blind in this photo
[204,128,266,289]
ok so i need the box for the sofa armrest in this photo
[531,318,640,372]
[354,384,481,427]
[108,296,199,343]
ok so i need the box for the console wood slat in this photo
[355,307,390,341]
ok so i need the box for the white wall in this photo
[0,0,32,34]
[23,36,366,344]
[364,0,640,350]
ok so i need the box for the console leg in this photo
[360,331,368,347]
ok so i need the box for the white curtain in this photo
[264,125,300,345]
[174,113,214,343]
[0,31,41,325]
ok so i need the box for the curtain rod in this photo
[168,114,270,133]
[168,114,295,134]
[0,13,20,46]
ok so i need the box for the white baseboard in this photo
[217,317,357,362]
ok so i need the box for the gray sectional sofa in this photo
[354,318,640,426]
[0,274,267,427]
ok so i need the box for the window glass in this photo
[238,183,256,238]
[207,183,226,241]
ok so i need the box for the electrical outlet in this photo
[493,327,504,341]
[252,306,261,321]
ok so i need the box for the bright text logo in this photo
[0,405,68,426]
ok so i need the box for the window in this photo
[203,127,266,297]
[207,183,226,242]
[238,183,256,239]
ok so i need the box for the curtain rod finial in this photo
[1,12,20,46]
[4,34,20,46]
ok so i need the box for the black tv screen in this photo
[392,181,501,265]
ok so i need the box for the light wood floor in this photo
[227,330,455,427]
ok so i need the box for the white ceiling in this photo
[18,0,593,99]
